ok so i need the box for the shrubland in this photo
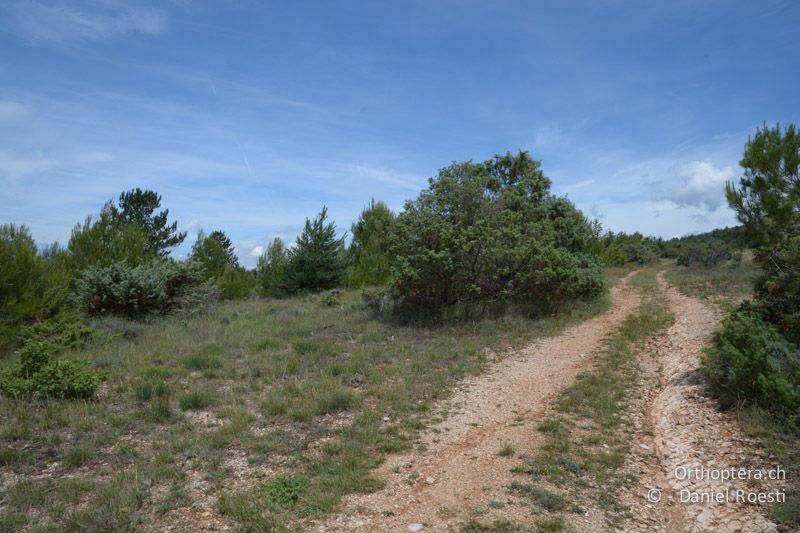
[599,231,664,266]
[0,150,627,530]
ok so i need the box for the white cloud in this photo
[248,245,264,257]
[74,151,115,163]
[0,100,28,119]
[650,160,736,211]
[582,199,738,239]
[0,150,52,176]
[1,1,168,44]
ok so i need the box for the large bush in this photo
[73,260,208,317]
[751,234,800,345]
[0,224,41,316]
[389,151,604,316]
[704,303,800,418]
[702,123,800,422]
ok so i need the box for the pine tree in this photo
[287,207,346,292]
[114,188,186,256]
[346,199,396,286]
[190,230,238,279]
[256,238,290,296]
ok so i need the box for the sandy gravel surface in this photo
[312,272,642,532]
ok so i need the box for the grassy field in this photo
[0,269,628,532]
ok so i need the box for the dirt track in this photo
[613,274,779,533]
[313,272,642,532]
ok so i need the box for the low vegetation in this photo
[664,250,757,301]
[0,280,613,530]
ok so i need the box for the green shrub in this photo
[390,151,604,317]
[321,291,340,307]
[752,235,800,345]
[0,224,43,319]
[258,474,308,508]
[600,231,663,266]
[703,303,800,418]
[0,340,102,400]
[676,239,738,269]
[218,265,255,300]
[18,316,96,352]
[73,259,207,317]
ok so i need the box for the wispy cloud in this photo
[531,124,572,153]
[344,163,424,192]
[0,100,29,119]
[1,1,167,44]
[559,179,595,195]
[74,151,115,163]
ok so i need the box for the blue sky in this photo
[1,0,798,267]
